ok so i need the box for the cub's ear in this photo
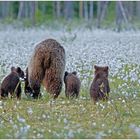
[94,65,99,70]
[64,71,68,83]
[11,66,16,72]
[64,71,69,77]
[104,66,109,71]
[72,71,77,75]
[16,67,22,73]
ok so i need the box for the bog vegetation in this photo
[0,24,140,138]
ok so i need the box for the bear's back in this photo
[35,39,65,55]
[66,74,80,89]
[33,39,65,68]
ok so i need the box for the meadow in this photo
[0,25,140,138]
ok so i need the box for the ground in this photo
[0,26,140,138]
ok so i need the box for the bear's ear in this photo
[64,71,69,83]
[11,66,16,72]
[104,66,109,71]
[64,71,69,77]
[72,71,77,75]
[94,65,99,70]
[16,67,22,73]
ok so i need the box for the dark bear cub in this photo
[90,65,110,103]
[64,71,81,99]
[0,66,24,99]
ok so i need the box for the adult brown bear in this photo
[64,71,81,98]
[90,65,110,103]
[0,66,24,99]
[25,39,66,99]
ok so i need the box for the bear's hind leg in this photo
[32,83,41,99]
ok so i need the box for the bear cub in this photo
[64,71,81,99]
[0,66,24,99]
[90,65,110,103]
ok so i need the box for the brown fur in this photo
[90,65,110,103]
[26,38,66,99]
[64,71,81,98]
[0,67,24,99]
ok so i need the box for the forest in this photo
[0,1,140,31]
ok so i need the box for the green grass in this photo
[0,65,140,138]
[0,94,139,138]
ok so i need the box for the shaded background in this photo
[0,1,140,31]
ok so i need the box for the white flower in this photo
[27,108,33,115]
[67,130,74,138]
[122,100,125,103]
[17,115,26,123]
[64,118,68,124]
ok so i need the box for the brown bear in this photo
[0,66,24,99]
[90,65,110,103]
[64,71,81,98]
[25,38,66,99]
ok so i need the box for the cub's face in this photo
[94,65,109,78]
[64,71,77,83]
[94,65,110,94]
[11,67,24,79]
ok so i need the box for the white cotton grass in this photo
[0,28,140,75]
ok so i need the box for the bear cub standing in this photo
[64,71,81,98]
[90,65,110,103]
[0,67,24,99]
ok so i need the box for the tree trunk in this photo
[97,1,101,28]
[29,1,36,25]
[116,1,123,32]
[79,1,83,19]
[64,1,73,20]
[125,1,133,21]
[25,2,30,18]
[132,1,136,16]
[97,1,109,28]
[83,1,88,20]
[100,1,109,21]
[18,1,25,19]
[89,1,94,20]
[41,2,47,15]
[1,1,10,18]
[52,1,55,17]
[56,1,61,18]
[136,1,140,17]
[0,2,1,18]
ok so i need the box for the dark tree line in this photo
[0,1,140,30]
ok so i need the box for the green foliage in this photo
[22,19,33,28]
[35,8,44,24]
[0,94,139,138]
[0,17,14,24]
[1,1,140,30]
[11,1,19,18]
[100,2,116,29]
